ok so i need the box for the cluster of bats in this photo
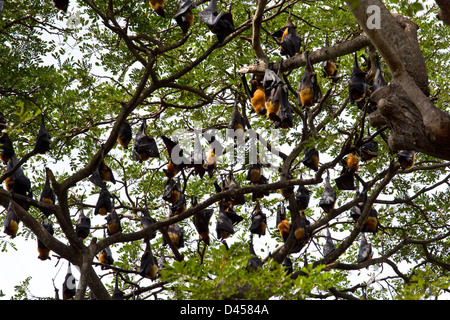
[0,0,420,299]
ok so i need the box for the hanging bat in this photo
[271,11,301,58]
[4,192,19,238]
[191,130,206,178]
[249,203,267,237]
[198,0,235,43]
[263,68,283,122]
[40,168,55,217]
[362,208,379,234]
[222,172,245,206]
[90,146,115,186]
[280,172,294,199]
[397,150,415,170]
[246,162,262,184]
[161,135,189,179]
[346,152,360,173]
[99,230,114,267]
[166,223,184,248]
[6,155,32,211]
[162,178,181,204]
[241,74,268,116]
[223,204,244,225]
[192,197,214,245]
[140,240,158,280]
[76,207,91,240]
[111,274,124,300]
[33,114,51,155]
[252,174,269,201]
[276,202,290,242]
[141,207,157,241]
[53,0,69,13]
[357,233,373,263]
[349,52,367,103]
[174,0,196,33]
[62,264,76,300]
[294,212,310,242]
[274,61,294,129]
[205,134,221,178]
[323,228,336,257]
[106,207,122,236]
[371,54,387,94]
[360,139,379,162]
[302,148,319,171]
[118,120,132,149]
[132,119,160,162]
[227,97,246,139]
[298,51,321,108]
[246,237,263,271]
[170,191,186,216]
[0,132,14,164]
[282,256,293,275]
[149,0,166,17]
[296,184,310,211]
[335,166,356,191]
[94,186,113,216]
[322,34,338,80]
[319,171,336,213]
[37,218,54,261]
[350,190,367,222]
[216,206,234,240]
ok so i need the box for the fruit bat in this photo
[174,0,196,34]
[118,120,132,149]
[76,207,91,240]
[323,228,336,257]
[192,197,214,245]
[249,203,266,237]
[335,167,356,191]
[191,130,206,178]
[94,186,113,216]
[149,0,166,17]
[99,231,114,267]
[89,147,116,187]
[140,240,158,280]
[241,74,267,116]
[170,191,186,216]
[0,132,14,164]
[276,202,290,242]
[360,139,378,162]
[273,62,294,129]
[371,54,387,94]
[6,155,32,211]
[106,207,122,236]
[280,173,294,199]
[205,135,221,178]
[322,34,338,80]
[357,233,373,263]
[298,51,321,108]
[346,152,360,173]
[162,178,181,204]
[222,172,245,206]
[350,191,367,222]
[40,168,55,217]
[263,68,283,122]
[198,0,235,43]
[166,223,184,248]
[271,12,301,58]
[302,148,319,171]
[111,275,124,300]
[349,52,367,103]
[252,174,269,201]
[141,207,157,241]
[227,98,246,139]
[53,0,69,13]
[319,171,336,213]
[246,238,263,271]
[362,208,379,234]
[132,119,160,162]
[293,212,310,242]
[296,185,310,211]
[4,192,19,238]
[161,135,189,179]
[33,115,51,155]
[216,207,234,240]
[246,162,262,184]
[37,218,54,261]
[223,204,244,225]
[62,264,76,300]
[282,257,293,275]
[397,150,415,170]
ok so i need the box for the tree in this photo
[1,0,450,300]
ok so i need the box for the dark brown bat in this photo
[323,228,336,257]
[222,172,245,206]
[53,0,69,13]
[140,240,158,280]
[335,167,356,191]
[191,130,206,178]
[280,172,294,199]
[357,233,373,263]
[192,197,214,245]
[276,202,290,242]
[216,206,234,240]
[252,174,269,201]
[349,52,367,103]
[198,0,235,43]
[241,74,268,116]
[140,207,157,241]
[282,256,293,275]
[302,148,319,171]
[271,12,301,58]
[263,68,283,122]
[4,192,19,238]
[149,0,166,17]
[34,115,51,155]
[6,155,32,211]
[273,60,294,129]
[249,203,267,237]
[246,162,262,184]
[37,218,54,261]
[170,191,186,216]
[117,120,132,149]
[174,0,196,34]
[40,168,55,217]
[227,98,246,139]
[360,139,379,162]
[371,54,388,94]
[162,178,181,204]
[293,212,310,242]
[0,132,14,164]
[298,51,321,107]
[246,237,263,271]
[161,135,189,179]
[94,186,113,216]
[62,264,76,300]
[319,171,336,213]
[295,184,310,211]
[166,223,184,248]
[398,150,415,170]
[76,206,91,240]
[362,208,379,234]
[106,207,122,236]
[322,34,338,80]
[132,119,160,162]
